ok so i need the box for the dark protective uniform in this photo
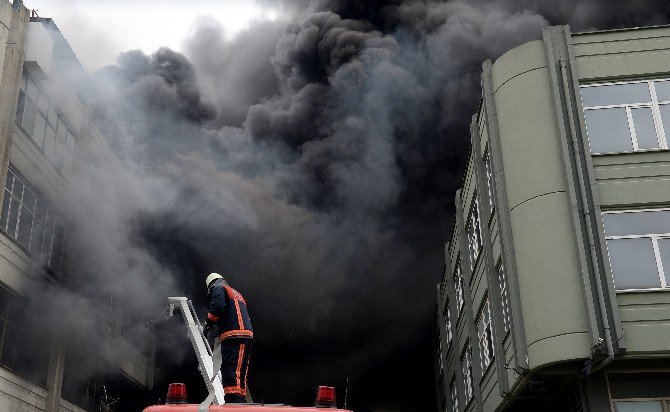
[205,279,254,403]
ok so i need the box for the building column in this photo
[44,342,65,412]
[0,2,28,206]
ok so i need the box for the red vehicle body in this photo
[143,406,352,411]
[142,384,352,412]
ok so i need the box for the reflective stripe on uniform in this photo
[218,330,254,340]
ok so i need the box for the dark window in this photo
[0,169,65,276]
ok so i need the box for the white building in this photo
[0,1,154,410]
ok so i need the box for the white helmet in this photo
[205,273,224,289]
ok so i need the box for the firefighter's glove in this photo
[203,319,214,336]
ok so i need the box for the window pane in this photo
[47,107,57,127]
[631,107,659,149]
[54,139,65,171]
[658,104,670,141]
[0,290,8,318]
[1,324,17,368]
[36,93,48,115]
[6,296,19,324]
[22,100,35,135]
[603,211,670,236]
[26,79,38,102]
[29,220,44,255]
[43,122,56,162]
[15,90,25,126]
[607,238,660,289]
[0,191,10,230]
[49,223,64,273]
[584,108,633,153]
[41,214,54,263]
[615,400,663,412]
[655,80,670,102]
[22,188,35,211]
[17,206,32,248]
[44,125,56,156]
[12,180,22,200]
[7,198,19,237]
[34,200,46,223]
[580,83,651,107]
[32,113,47,148]
[659,239,670,279]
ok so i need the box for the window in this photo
[438,338,444,373]
[466,197,482,270]
[444,300,453,348]
[613,400,666,412]
[483,149,495,216]
[0,169,65,276]
[581,79,670,154]
[450,376,459,412]
[602,209,670,290]
[497,260,511,333]
[476,296,494,374]
[0,286,22,370]
[453,261,465,315]
[15,73,77,174]
[461,342,474,402]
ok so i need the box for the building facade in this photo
[0,1,154,411]
[435,24,670,411]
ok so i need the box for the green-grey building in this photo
[435,24,670,412]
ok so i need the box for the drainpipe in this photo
[558,59,614,374]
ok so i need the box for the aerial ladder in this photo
[167,297,225,409]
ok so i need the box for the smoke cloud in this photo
[27,0,670,411]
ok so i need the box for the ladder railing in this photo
[168,297,225,405]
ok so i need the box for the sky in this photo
[24,0,283,70]
[19,1,670,412]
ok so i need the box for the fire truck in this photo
[141,298,352,412]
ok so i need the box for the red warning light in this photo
[315,386,336,408]
[166,383,187,404]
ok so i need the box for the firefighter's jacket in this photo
[207,279,254,341]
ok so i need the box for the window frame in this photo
[444,299,453,349]
[450,376,459,412]
[476,295,494,377]
[602,208,670,292]
[466,196,483,272]
[581,79,670,154]
[496,258,512,334]
[437,332,445,375]
[0,168,65,276]
[0,285,23,371]
[453,260,465,317]
[15,73,78,175]
[483,147,495,222]
[461,342,474,403]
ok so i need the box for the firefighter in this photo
[203,273,253,403]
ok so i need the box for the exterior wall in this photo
[492,38,593,369]
[0,367,85,412]
[574,26,670,359]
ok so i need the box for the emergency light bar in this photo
[315,386,336,408]
[166,383,188,404]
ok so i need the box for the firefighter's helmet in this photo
[205,273,224,289]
